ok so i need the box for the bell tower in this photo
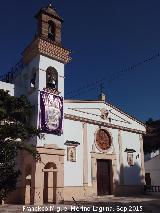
[35,4,62,45]
[22,3,71,95]
[22,3,71,66]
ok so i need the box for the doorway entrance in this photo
[97,159,111,195]
[43,162,57,203]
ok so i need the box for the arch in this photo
[44,162,57,170]
[48,20,55,41]
[46,67,58,89]
[43,162,57,203]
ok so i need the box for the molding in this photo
[82,123,88,186]
[64,100,105,103]
[64,100,145,127]
[42,169,58,172]
[106,102,146,127]
[64,113,146,134]
[22,37,71,65]
[118,130,124,185]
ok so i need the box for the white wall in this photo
[0,81,14,96]
[64,101,145,187]
[64,119,83,186]
[145,154,160,185]
[121,131,142,185]
[38,55,64,96]
[8,54,65,149]
[36,55,65,148]
[64,101,146,133]
[64,118,143,187]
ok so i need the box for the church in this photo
[0,4,146,205]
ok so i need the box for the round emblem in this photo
[96,129,111,151]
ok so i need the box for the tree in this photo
[143,118,160,153]
[0,89,39,201]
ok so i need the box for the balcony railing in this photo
[144,185,160,193]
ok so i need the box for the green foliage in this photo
[0,89,39,201]
[144,118,160,153]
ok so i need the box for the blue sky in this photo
[0,0,160,122]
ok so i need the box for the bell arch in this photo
[46,67,58,90]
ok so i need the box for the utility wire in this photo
[65,52,160,99]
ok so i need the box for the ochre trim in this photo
[22,37,71,64]
[64,113,146,134]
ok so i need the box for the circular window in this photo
[96,129,111,151]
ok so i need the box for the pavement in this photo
[0,195,160,213]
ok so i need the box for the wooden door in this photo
[97,159,111,195]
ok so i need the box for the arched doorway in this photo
[43,162,57,203]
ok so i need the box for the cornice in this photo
[64,99,105,103]
[64,113,146,134]
[106,102,146,127]
[22,37,71,65]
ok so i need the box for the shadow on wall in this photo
[114,162,145,196]
[123,162,144,185]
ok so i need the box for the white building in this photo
[0,4,146,205]
[145,150,160,186]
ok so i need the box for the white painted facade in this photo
[0,62,146,194]
[0,81,14,96]
[145,151,160,185]
[64,101,145,189]
[0,4,147,203]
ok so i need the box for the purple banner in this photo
[40,91,63,135]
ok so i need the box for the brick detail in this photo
[22,37,71,64]
[37,14,62,44]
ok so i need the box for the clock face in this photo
[96,129,111,151]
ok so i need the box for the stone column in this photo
[48,172,54,203]
[82,123,88,195]
[91,154,97,196]
[25,179,31,205]
[139,134,145,184]
[118,130,124,185]
[56,156,64,203]
[33,162,44,205]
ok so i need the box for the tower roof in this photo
[35,4,63,22]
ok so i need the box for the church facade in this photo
[0,5,146,205]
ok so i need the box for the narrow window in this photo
[48,21,55,41]
[30,72,36,88]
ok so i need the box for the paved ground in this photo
[0,195,160,213]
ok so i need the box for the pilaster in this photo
[118,129,124,185]
[82,123,88,189]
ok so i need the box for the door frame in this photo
[97,159,112,195]
[91,152,117,196]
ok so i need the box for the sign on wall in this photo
[40,91,63,135]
